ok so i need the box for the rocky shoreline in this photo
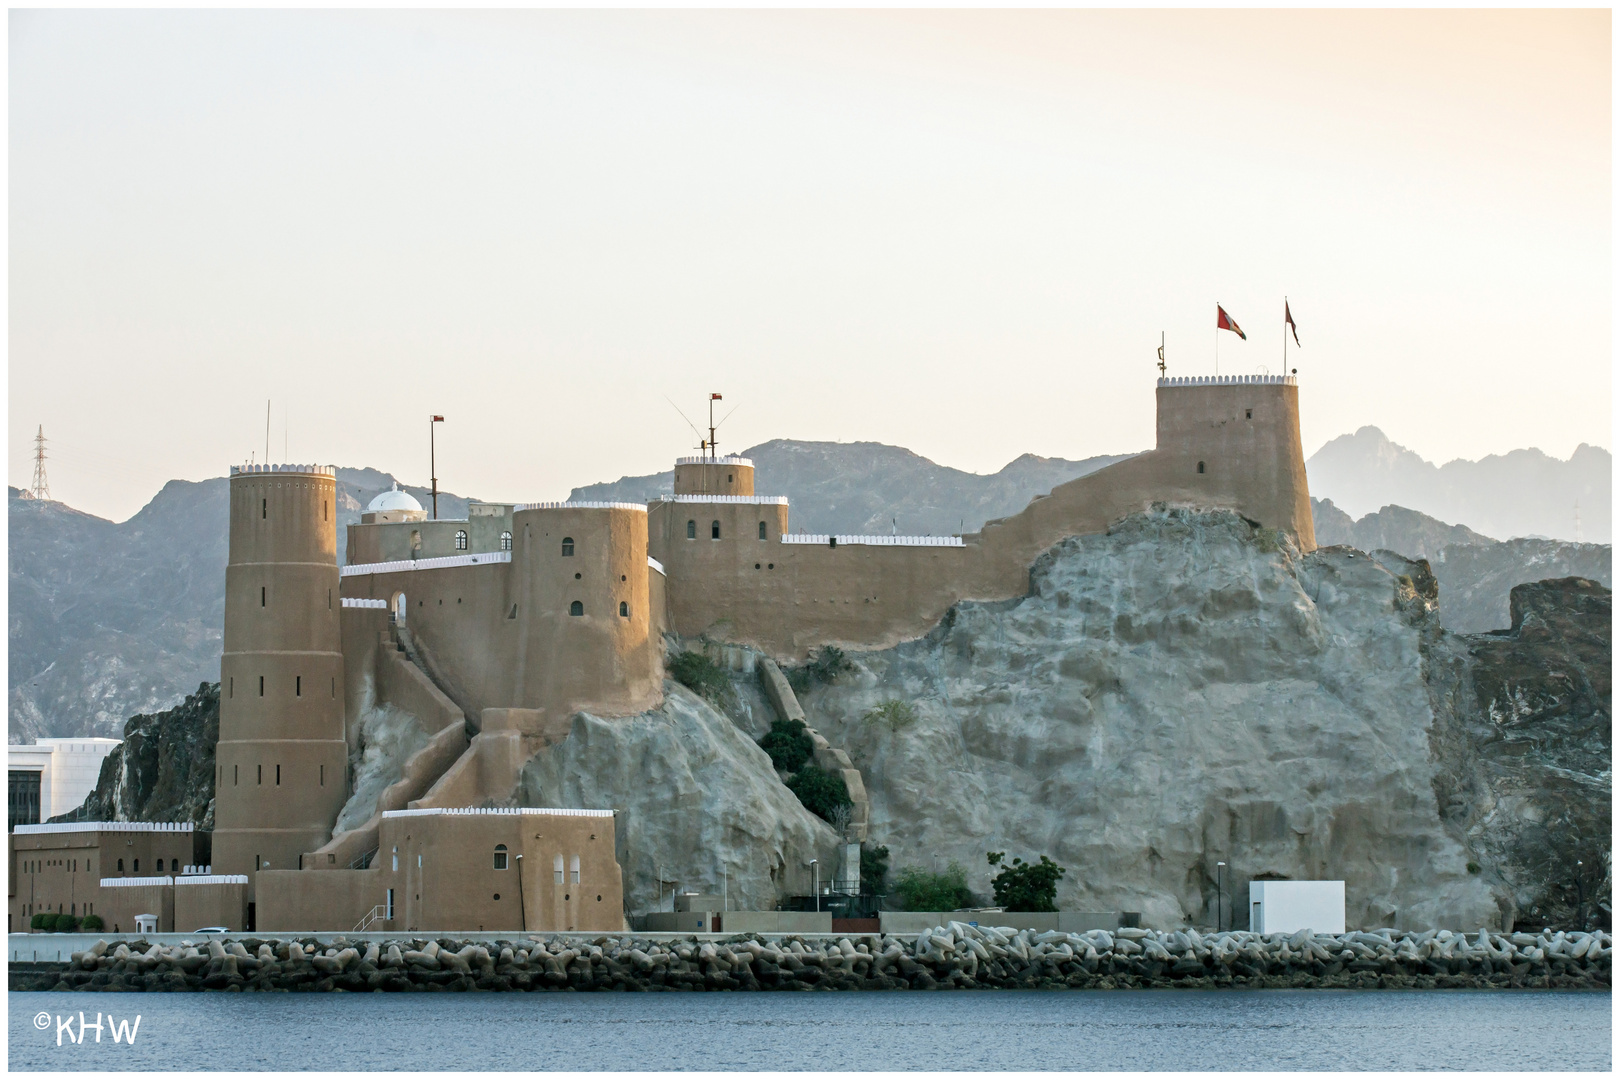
[12,924,1611,994]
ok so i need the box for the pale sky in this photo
[10,9,1611,522]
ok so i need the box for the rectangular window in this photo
[261,586,266,607]
[258,764,263,785]
[262,498,267,519]
[320,764,324,786]
[229,677,233,698]
[259,676,265,697]
[234,764,238,785]
[387,888,395,920]
[554,854,564,884]
[296,675,301,697]
[570,855,580,884]
[276,764,281,785]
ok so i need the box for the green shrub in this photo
[30,913,48,931]
[668,650,733,705]
[892,862,976,912]
[860,844,890,897]
[1466,861,1481,875]
[80,913,105,931]
[786,764,851,823]
[759,718,814,774]
[987,851,1066,912]
[863,700,917,731]
[786,646,855,694]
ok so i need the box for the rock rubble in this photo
[14,925,1609,994]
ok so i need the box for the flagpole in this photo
[1214,304,1219,376]
[1283,296,1288,371]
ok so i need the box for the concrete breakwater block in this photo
[11,926,1611,994]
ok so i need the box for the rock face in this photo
[61,681,219,830]
[796,508,1607,932]
[515,685,840,915]
[1427,578,1611,930]
[1430,539,1612,635]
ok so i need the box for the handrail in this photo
[353,905,386,933]
[350,847,378,870]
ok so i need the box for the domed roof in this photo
[367,483,423,514]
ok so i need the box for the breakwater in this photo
[12,924,1611,994]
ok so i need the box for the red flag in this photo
[1284,302,1300,347]
[430,415,444,422]
[1216,305,1246,340]
[710,393,722,401]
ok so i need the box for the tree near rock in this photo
[987,851,1066,912]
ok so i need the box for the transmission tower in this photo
[28,425,50,501]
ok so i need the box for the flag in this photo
[431,415,444,422]
[1216,305,1246,340]
[710,393,722,401]
[1285,302,1301,347]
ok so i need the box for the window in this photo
[387,888,395,920]
[711,520,721,539]
[758,521,767,540]
[455,530,468,551]
[320,764,325,786]
[554,855,564,884]
[156,859,164,871]
[261,586,266,607]
[1197,461,1206,474]
[500,531,512,551]
[686,520,696,539]
[1245,409,1252,420]
[262,498,267,519]
[133,859,139,873]
[570,855,581,884]
[561,537,574,556]
[296,676,301,697]
[259,676,265,697]
[619,601,629,617]
[494,844,508,870]
[234,765,238,786]
[569,601,584,617]
[276,764,281,785]
[258,764,263,785]
[392,847,399,873]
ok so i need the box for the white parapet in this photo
[660,495,789,505]
[1157,375,1297,387]
[340,597,389,609]
[382,806,615,820]
[16,821,192,835]
[781,533,966,548]
[228,463,336,476]
[340,551,513,578]
[674,456,753,468]
[514,501,648,513]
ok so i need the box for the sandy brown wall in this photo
[175,882,247,933]
[257,867,382,933]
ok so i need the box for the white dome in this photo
[367,483,423,514]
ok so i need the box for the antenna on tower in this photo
[28,425,50,501]
[1157,332,1166,377]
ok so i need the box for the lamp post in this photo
[514,854,525,932]
[1575,860,1584,930]
[1216,862,1226,933]
[808,859,819,913]
[428,415,444,519]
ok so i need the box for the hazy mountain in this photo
[571,440,1136,536]
[1306,427,1610,543]
[1310,497,1612,633]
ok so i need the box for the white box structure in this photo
[1249,880,1345,934]
[8,738,121,825]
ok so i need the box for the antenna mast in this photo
[28,425,50,500]
[707,393,722,460]
[1157,332,1166,377]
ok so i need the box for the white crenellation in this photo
[340,597,389,609]
[1157,375,1297,387]
[340,552,513,578]
[100,876,176,888]
[515,501,649,513]
[228,463,335,476]
[382,807,614,819]
[674,456,753,468]
[16,821,193,835]
[659,495,789,505]
[781,534,966,548]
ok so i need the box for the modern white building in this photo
[8,739,121,831]
[1249,880,1346,935]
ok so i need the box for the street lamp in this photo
[1576,860,1585,930]
[808,859,819,913]
[514,854,525,932]
[1216,862,1226,933]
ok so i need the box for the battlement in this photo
[340,597,389,609]
[659,495,789,505]
[229,463,335,476]
[781,533,965,548]
[382,806,615,820]
[16,821,193,835]
[515,501,648,513]
[674,455,753,468]
[1157,375,1296,387]
[340,551,512,577]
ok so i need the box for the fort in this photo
[10,375,1316,935]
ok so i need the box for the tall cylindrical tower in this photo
[214,464,348,900]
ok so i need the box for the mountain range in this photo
[9,428,1610,743]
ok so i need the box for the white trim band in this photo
[229,464,335,476]
[382,807,615,820]
[175,875,249,886]
[101,877,175,888]
[674,456,753,468]
[660,495,789,505]
[781,534,966,547]
[16,821,193,835]
[1157,375,1296,387]
[341,598,389,609]
[515,501,648,513]
[341,552,512,577]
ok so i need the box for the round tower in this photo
[672,455,754,497]
[214,464,348,902]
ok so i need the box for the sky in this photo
[9,9,1611,522]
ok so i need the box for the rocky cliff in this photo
[58,681,219,831]
[791,509,1609,931]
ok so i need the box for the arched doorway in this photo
[392,591,407,625]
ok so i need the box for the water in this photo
[11,989,1609,1071]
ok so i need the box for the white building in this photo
[8,739,121,830]
[1249,880,1346,935]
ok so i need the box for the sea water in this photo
[10,989,1610,1071]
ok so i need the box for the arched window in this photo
[570,855,581,884]
[554,854,565,883]
[686,520,696,539]
[1197,461,1206,474]
[619,601,629,617]
[711,520,721,539]
[493,844,508,870]
[569,601,584,616]
[561,537,575,556]
[454,530,468,551]
[117,859,124,872]
[392,847,399,873]
[758,521,767,540]
[500,531,512,551]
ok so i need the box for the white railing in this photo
[647,556,666,575]
[1157,375,1297,387]
[340,551,512,578]
[781,534,966,548]
[100,876,175,888]
[173,875,248,886]
[341,598,389,609]
[382,806,615,820]
[674,456,753,468]
[515,500,648,513]
[229,463,335,476]
[17,821,192,835]
[659,495,789,505]
[179,865,212,876]
[354,905,387,933]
